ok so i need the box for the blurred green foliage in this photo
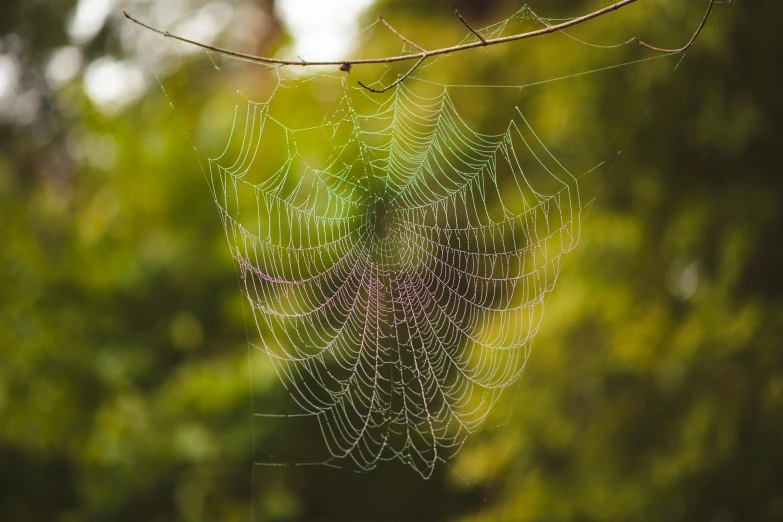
[1,0,782,521]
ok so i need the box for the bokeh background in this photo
[2,0,782,521]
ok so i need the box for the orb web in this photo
[116,0,710,483]
[207,76,581,477]
[122,2,698,478]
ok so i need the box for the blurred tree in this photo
[0,1,781,522]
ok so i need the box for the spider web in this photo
[209,72,585,477]
[129,3,687,479]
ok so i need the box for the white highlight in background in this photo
[46,47,84,88]
[0,55,18,101]
[68,0,117,44]
[171,3,235,55]
[277,0,375,62]
[84,58,148,113]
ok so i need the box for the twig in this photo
[362,17,427,93]
[123,0,715,94]
[525,6,550,28]
[635,0,715,53]
[452,5,486,45]
[359,55,427,93]
[379,16,425,52]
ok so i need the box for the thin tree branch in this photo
[122,0,641,68]
[358,55,427,94]
[123,0,715,94]
[525,6,550,28]
[452,5,487,45]
[635,0,715,53]
[379,16,425,52]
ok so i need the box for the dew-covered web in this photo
[213,77,583,477]
[130,3,689,478]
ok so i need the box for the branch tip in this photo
[358,54,426,93]
[379,15,425,51]
[526,7,549,28]
[357,80,378,93]
[452,5,487,45]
